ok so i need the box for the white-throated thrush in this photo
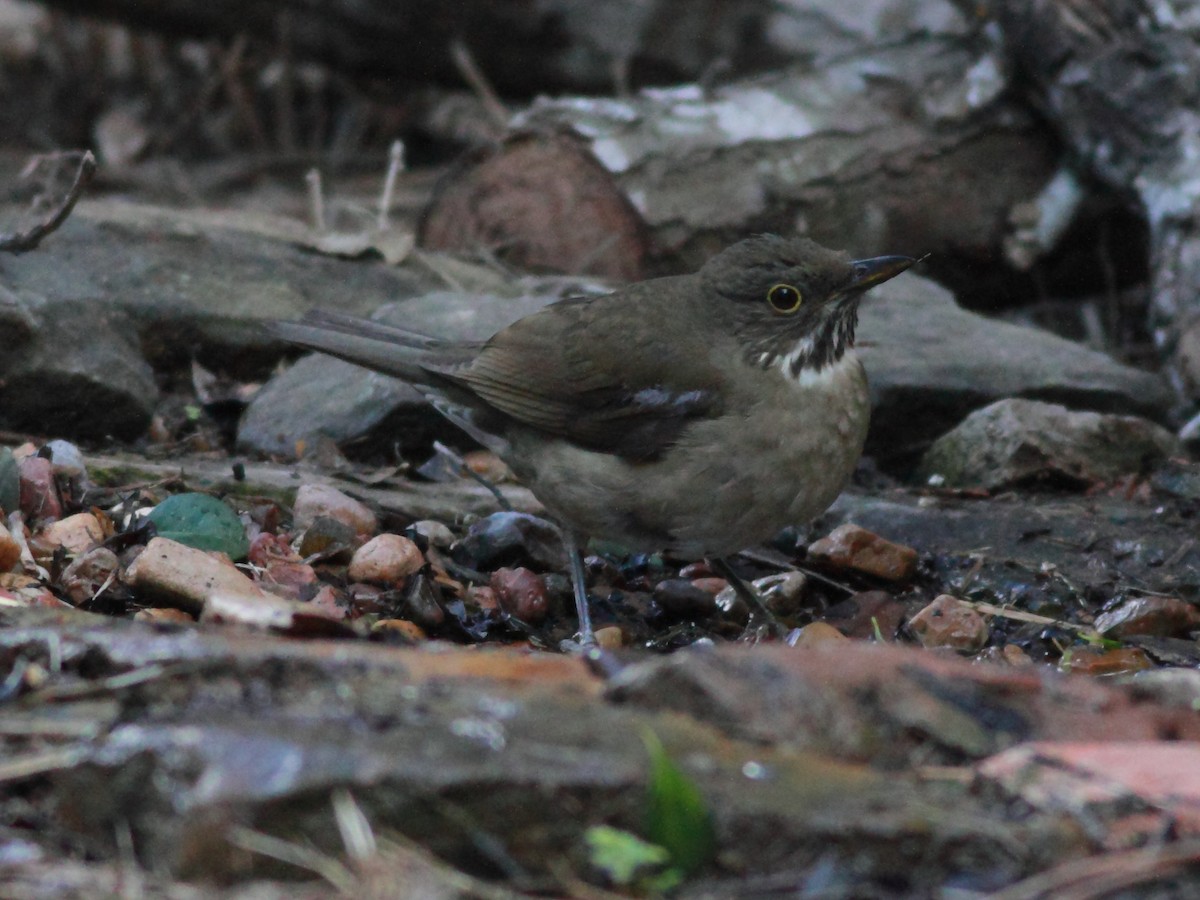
[274,235,916,646]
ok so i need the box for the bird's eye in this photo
[766,283,803,314]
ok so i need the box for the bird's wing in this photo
[432,289,724,462]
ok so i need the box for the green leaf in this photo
[643,729,716,876]
[146,492,249,560]
[0,447,18,516]
[584,826,671,886]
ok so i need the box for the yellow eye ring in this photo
[767,283,803,314]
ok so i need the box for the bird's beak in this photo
[837,254,920,297]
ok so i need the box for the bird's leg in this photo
[712,557,787,640]
[558,527,597,650]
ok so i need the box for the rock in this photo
[462,450,514,483]
[1093,596,1200,639]
[127,536,276,615]
[1125,669,1200,709]
[755,571,809,618]
[490,567,549,623]
[0,447,17,515]
[917,399,1180,490]
[43,440,87,478]
[18,456,61,521]
[594,625,624,649]
[296,515,357,560]
[134,607,195,625]
[40,513,105,556]
[468,585,501,614]
[236,355,422,458]
[411,519,455,550]
[249,534,320,602]
[807,524,918,582]
[823,589,906,640]
[788,621,849,648]
[857,276,1173,458]
[371,618,428,642]
[348,534,425,584]
[690,577,728,597]
[908,595,990,653]
[1063,647,1154,677]
[0,201,489,375]
[974,644,1035,667]
[453,512,567,572]
[60,547,120,606]
[653,579,718,618]
[403,575,446,629]
[0,521,20,571]
[292,483,377,535]
[146,492,249,559]
[0,296,156,441]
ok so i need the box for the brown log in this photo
[422,34,1060,280]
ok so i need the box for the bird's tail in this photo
[269,309,475,383]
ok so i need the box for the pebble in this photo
[296,515,357,560]
[807,524,918,582]
[691,576,728,596]
[908,594,990,653]
[41,513,105,556]
[823,590,905,640]
[411,519,455,550]
[1093,596,1200,638]
[348,533,425,584]
[403,574,446,628]
[594,625,624,649]
[0,521,20,571]
[372,618,428,642]
[653,578,718,618]
[454,512,566,571]
[18,456,62,521]
[60,547,120,606]
[292,483,377,535]
[973,644,1034,667]
[44,440,87,478]
[463,449,514,482]
[1063,646,1154,677]
[490,566,549,622]
[134,607,195,625]
[0,573,65,608]
[127,536,277,615]
[469,585,501,613]
[755,571,808,618]
[788,621,849,647]
[346,582,389,617]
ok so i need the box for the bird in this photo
[272,235,916,647]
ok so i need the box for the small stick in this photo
[377,140,405,231]
[305,168,326,231]
[0,151,96,254]
[449,38,509,131]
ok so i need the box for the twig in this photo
[449,38,509,131]
[377,140,406,231]
[961,598,1100,639]
[0,151,96,254]
[306,168,326,231]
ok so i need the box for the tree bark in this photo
[969,0,1200,399]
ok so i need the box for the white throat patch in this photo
[780,347,859,387]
